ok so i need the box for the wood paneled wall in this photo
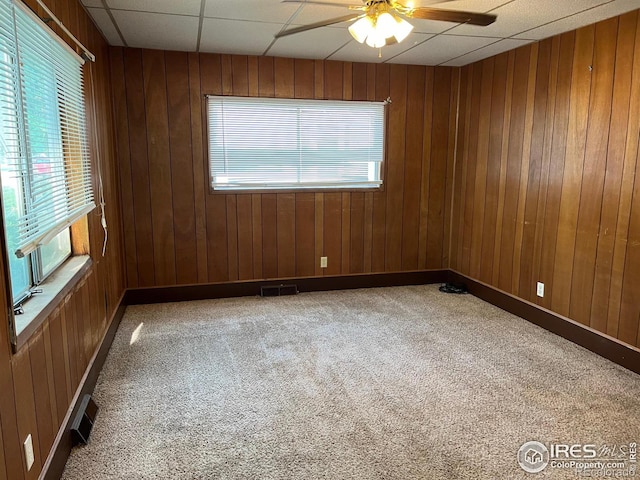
[110,50,458,287]
[450,10,640,348]
[0,1,125,479]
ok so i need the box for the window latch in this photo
[12,288,43,315]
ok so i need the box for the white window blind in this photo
[207,96,385,191]
[0,0,94,258]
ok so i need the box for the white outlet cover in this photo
[24,434,34,471]
[320,256,328,268]
[536,282,544,298]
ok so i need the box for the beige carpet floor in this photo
[62,285,640,479]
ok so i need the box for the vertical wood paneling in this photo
[188,53,209,284]
[236,195,254,281]
[29,333,55,463]
[226,196,239,281]
[113,53,457,285]
[479,53,508,282]
[166,51,197,285]
[143,50,176,286]
[262,194,278,279]
[251,195,263,279]
[295,193,315,277]
[109,48,138,287]
[277,194,296,278]
[123,49,155,286]
[452,12,640,348]
[402,66,424,271]
[607,11,640,338]
[538,32,575,311]
[569,18,617,326]
[12,348,41,478]
[551,25,595,317]
[385,64,407,271]
[510,44,538,296]
[427,68,453,269]
[519,40,552,299]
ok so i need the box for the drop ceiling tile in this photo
[82,0,104,7]
[329,32,436,63]
[204,0,298,23]
[293,3,363,25]
[441,38,533,66]
[389,34,498,65]
[410,18,457,34]
[86,7,124,46]
[427,0,510,9]
[112,11,199,51]
[513,0,640,40]
[200,18,282,55]
[107,0,201,15]
[269,25,353,59]
[449,0,608,38]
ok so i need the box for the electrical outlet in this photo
[320,256,328,268]
[536,282,544,298]
[24,434,34,471]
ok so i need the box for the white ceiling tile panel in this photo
[329,32,436,63]
[91,0,639,66]
[424,0,510,12]
[440,37,533,66]
[81,0,104,7]
[204,0,299,23]
[292,3,363,25]
[107,0,202,16]
[86,7,124,46]
[112,11,199,51]
[449,0,608,37]
[200,18,282,55]
[513,0,640,40]
[268,26,353,59]
[388,34,498,65]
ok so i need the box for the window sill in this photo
[14,255,92,351]
[209,185,384,195]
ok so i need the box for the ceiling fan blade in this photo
[275,14,362,38]
[281,0,363,8]
[407,7,497,26]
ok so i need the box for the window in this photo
[0,0,94,312]
[207,96,385,191]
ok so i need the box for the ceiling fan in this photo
[275,0,497,49]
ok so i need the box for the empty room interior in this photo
[1,0,640,478]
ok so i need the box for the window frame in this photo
[205,95,388,195]
[0,0,94,350]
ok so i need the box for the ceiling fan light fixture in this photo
[365,28,386,48]
[376,12,397,39]
[348,15,374,43]
[393,16,414,43]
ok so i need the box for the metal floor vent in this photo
[260,284,298,297]
[71,394,98,445]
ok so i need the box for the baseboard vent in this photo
[260,284,298,297]
[71,395,98,445]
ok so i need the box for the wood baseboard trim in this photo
[448,271,640,375]
[124,270,449,305]
[40,292,127,480]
